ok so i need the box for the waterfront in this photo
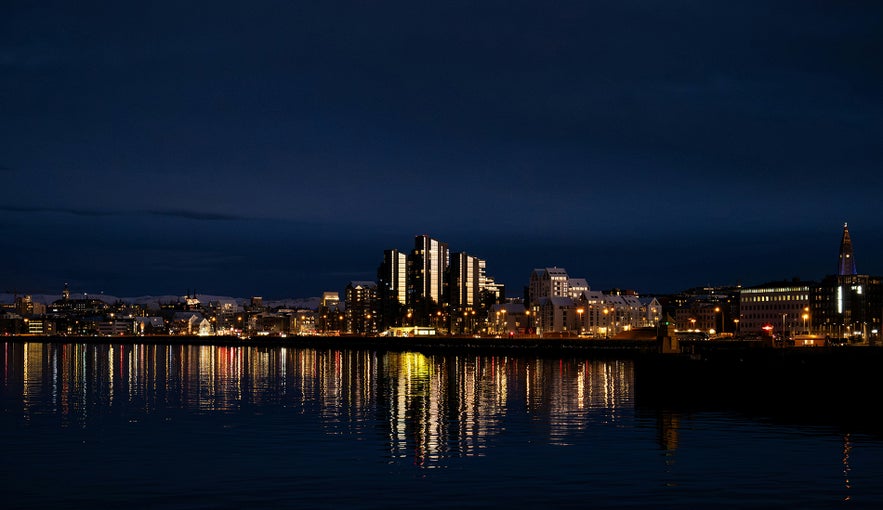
[3,342,883,509]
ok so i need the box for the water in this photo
[2,341,882,509]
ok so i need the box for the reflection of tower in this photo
[842,434,852,502]
[838,223,856,276]
[657,410,680,454]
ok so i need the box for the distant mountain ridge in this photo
[0,293,322,311]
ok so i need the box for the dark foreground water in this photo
[2,342,883,509]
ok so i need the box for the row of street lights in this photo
[574,307,615,338]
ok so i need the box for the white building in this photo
[529,267,570,304]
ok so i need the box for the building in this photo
[376,234,503,330]
[814,223,883,343]
[528,267,569,305]
[317,292,343,333]
[409,234,449,306]
[567,278,590,300]
[576,290,615,337]
[489,303,528,335]
[738,224,882,343]
[377,248,408,329]
[838,222,857,276]
[448,252,482,310]
[345,281,378,334]
[574,290,662,338]
[535,296,577,336]
[739,280,813,336]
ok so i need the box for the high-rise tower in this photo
[838,222,856,276]
[409,235,449,305]
[449,252,482,309]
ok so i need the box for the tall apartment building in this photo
[345,281,378,334]
[409,235,449,306]
[449,252,482,310]
[378,249,408,304]
[376,234,504,330]
[377,248,408,328]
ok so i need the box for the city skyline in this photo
[3,2,882,298]
[1,222,872,303]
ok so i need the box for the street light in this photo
[603,308,610,339]
[576,308,584,335]
[733,318,740,336]
[714,307,722,333]
[802,312,809,334]
[689,318,696,331]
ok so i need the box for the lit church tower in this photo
[838,222,856,276]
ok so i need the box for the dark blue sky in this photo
[2,1,882,299]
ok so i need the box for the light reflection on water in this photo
[3,341,883,509]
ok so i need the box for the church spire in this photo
[838,222,856,276]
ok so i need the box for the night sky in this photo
[2,1,882,299]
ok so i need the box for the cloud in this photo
[0,205,116,217]
[147,209,246,221]
[0,205,247,222]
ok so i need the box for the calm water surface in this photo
[2,342,882,509]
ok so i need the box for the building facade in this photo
[528,267,569,305]
[377,248,408,329]
[448,252,482,310]
[409,235,449,306]
[345,281,378,334]
[739,280,813,336]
